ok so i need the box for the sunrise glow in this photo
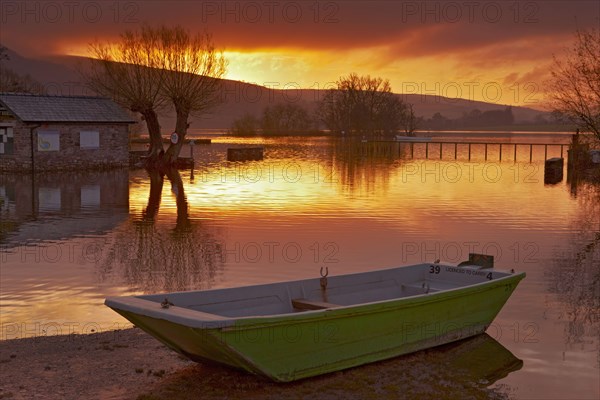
[61,40,569,107]
[4,0,589,108]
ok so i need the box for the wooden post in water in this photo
[544,144,547,160]
[454,143,458,159]
[439,143,443,159]
[499,144,503,161]
[468,143,472,160]
[567,130,581,174]
[425,142,429,159]
[484,144,488,161]
[529,144,533,162]
[544,157,564,184]
[514,144,517,161]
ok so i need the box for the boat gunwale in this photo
[105,264,525,328]
[226,272,525,328]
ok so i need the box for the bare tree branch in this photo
[80,25,228,165]
[80,26,167,161]
[155,27,227,164]
[0,67,44,94]
[548,29,600,141]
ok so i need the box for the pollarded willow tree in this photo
[319,73,409,137]
[548,29,600,141]
[83,25,227,166]
[156,27,227,164]
[84,27,166,161]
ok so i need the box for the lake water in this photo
[1,133,598,399]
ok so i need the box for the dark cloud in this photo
[0,0,596,106]
[1,1,597,56]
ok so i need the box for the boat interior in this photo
[136,263,515,319]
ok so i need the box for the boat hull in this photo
[110,272,524,382]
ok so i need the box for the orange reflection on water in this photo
[1,137,597,399]
[127,155,571,237]
[0,239,137,340]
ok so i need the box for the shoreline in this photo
[0,328,190,400]
[0,328,513,400]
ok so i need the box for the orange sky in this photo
[1,1,598,106]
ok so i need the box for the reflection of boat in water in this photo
[435,333,523,386]
[395,135,432,142]
[106,256,524,382]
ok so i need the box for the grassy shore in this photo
[0,328,514,400]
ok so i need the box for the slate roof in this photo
[0,93,136,123]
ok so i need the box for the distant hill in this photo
[2,48,79,90]
[2,47,551,131]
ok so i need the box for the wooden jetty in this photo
[369,140,569,162]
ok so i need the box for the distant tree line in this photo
[231,73,418,137]
[230,103,315,135]
[421,107,515,130]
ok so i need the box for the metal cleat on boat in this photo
[161,298,174,309]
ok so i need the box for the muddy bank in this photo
[0,328,518,400]
[0,328,190,400]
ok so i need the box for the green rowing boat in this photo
[105,255,524,382]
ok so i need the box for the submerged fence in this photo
[368,140,569,162]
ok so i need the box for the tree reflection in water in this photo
[548,180,600,354]
[97,168,224,293]
[331,139,398,193]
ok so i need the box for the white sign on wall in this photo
[38,131,60,151]
[80,131,100,149]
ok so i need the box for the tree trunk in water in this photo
[164,168,190,233]
[162,109,189,165]
[142,109,163,164]
[143,168,164,220]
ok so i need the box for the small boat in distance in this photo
[395,134,433,142]
[105,254,524,382]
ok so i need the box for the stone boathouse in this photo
[0,93,135,172]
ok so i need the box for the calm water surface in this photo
[1,133,598,399]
